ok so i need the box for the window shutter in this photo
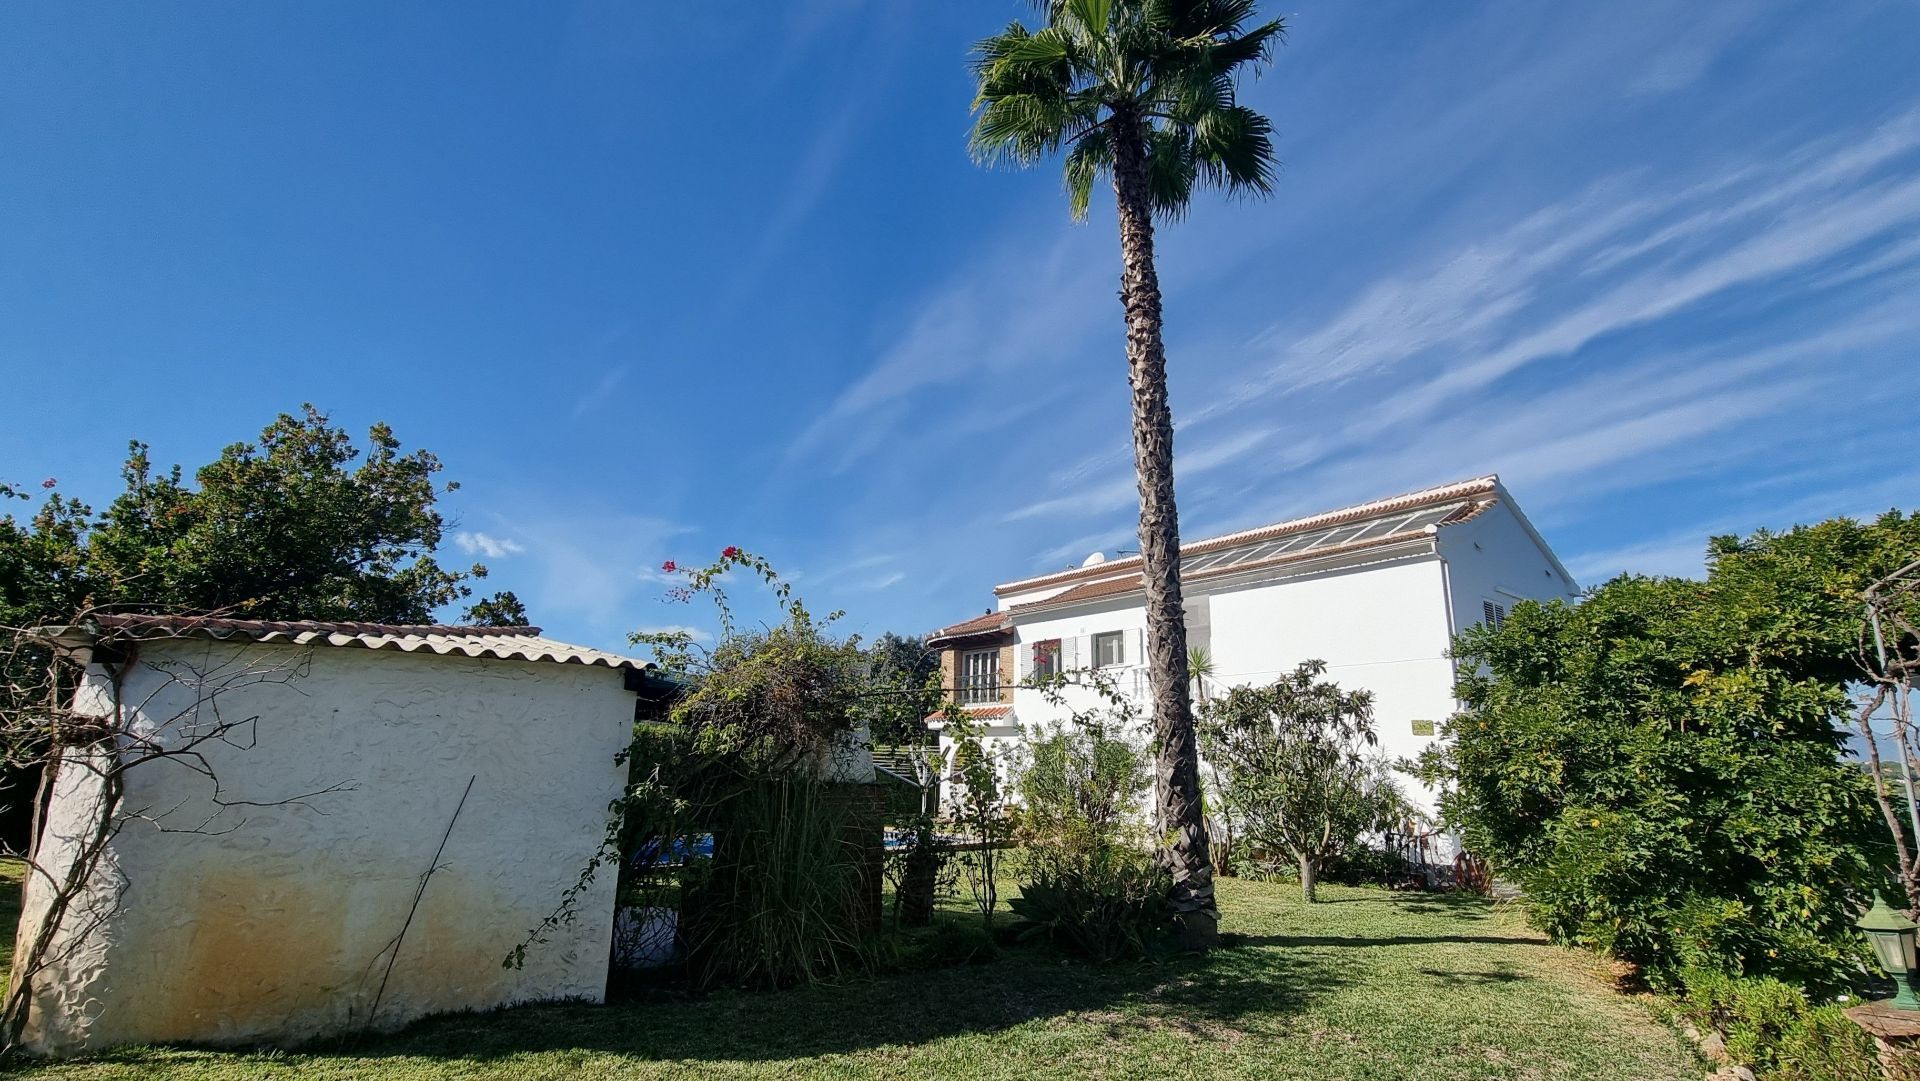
[1482,601,1506,629]
[1129,628,1143,665]
[1064,635,1082,671]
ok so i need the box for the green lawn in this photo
[0,868,1698,1080]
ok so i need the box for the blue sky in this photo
[3,1,1918,652]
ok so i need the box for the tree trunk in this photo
[1299,851,1318,903]
[1108,108,1216,949]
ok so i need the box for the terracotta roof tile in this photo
[1011,528,1437,613]
[926,610,1012,644]
[995,474,1499,597]
[924,704,1014,723]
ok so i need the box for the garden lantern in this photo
[1858,892,1920,1010]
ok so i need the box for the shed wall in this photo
[19,640,632,1054]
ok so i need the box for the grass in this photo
[0,864,1699,1080]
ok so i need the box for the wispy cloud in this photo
[453,531,525,559]
[1566,468,1920,585]
[785,223,1113,473]
[573,364,630,418]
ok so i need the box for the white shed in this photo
[14,614,663,1055]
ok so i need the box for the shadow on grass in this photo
[54,934,1357,1071]
[1236,934,1546,949]
[1415,966,1536,985]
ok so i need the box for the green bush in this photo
[1419,516,1920,986]
[1009,844,1172,962]
[1327,845,1416,887]
[902,918,999,969]
[1670,968,1879,1081]
[1006,717,1169,961]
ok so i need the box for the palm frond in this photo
[1191,104,1275,195]
[1144,127,1199,217]
[969,0,1282,219]
[1063,126,1113,221]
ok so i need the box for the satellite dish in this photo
[1081,551,1107,567]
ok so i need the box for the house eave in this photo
[1009,533,1440,617]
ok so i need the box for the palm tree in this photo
[969,0,1282,947]
[1188,645,1216,705]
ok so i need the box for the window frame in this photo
[1031,638,1062,681]
[959,647,1000,704]
[1092,630,1126,668]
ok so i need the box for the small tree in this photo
[860,633,940,747]
[1197,660,1405,901]
[1858,555,1920,913]
[943,707,1011,929]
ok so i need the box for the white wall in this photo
[1436,499,1582,639]
[1202,555,1458,812]
[961,552,1462,818]
[19,640,633,1055]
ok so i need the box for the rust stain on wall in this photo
[159,869,351,1042]
[381,872,516,1017]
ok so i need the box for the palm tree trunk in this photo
[1108,107,1217,949]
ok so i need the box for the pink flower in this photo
[40,478,56,489]
[722,546,740,560]
[660,560,677,573]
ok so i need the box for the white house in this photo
[925,475,1578,824]
[16,614,674,1056]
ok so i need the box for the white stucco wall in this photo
[18,640,633,1055]
[1202,555,1459,814]
[946,548,1482,817]
[1435,500,1582,635]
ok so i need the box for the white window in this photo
[1482,600,1507,630]
[960,649,1000,703]
[1093,630,1126,668]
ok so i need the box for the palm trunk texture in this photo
[1109,109,1218,948]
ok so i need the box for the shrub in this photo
[1669,968,1879,1081]
[1327,845,1416,888]
[1010,843,1172,962]
[885,813,957,928]
[1007,715,1169,960]
[904,919,999,969]
[1418,520,1911,986]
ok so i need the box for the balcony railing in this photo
[956,674,1001,704]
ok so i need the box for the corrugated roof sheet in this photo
[54,614,653,672]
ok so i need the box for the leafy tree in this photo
[84,407,482,622]
[1420,514,1920,988]
[943,707,1013,930]
[860,632,940,746]
[0,492,93,633]
[462,590,530,628]
[968,0,1284,948]
[3,407,504,629]
[1197,660,1409,901]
